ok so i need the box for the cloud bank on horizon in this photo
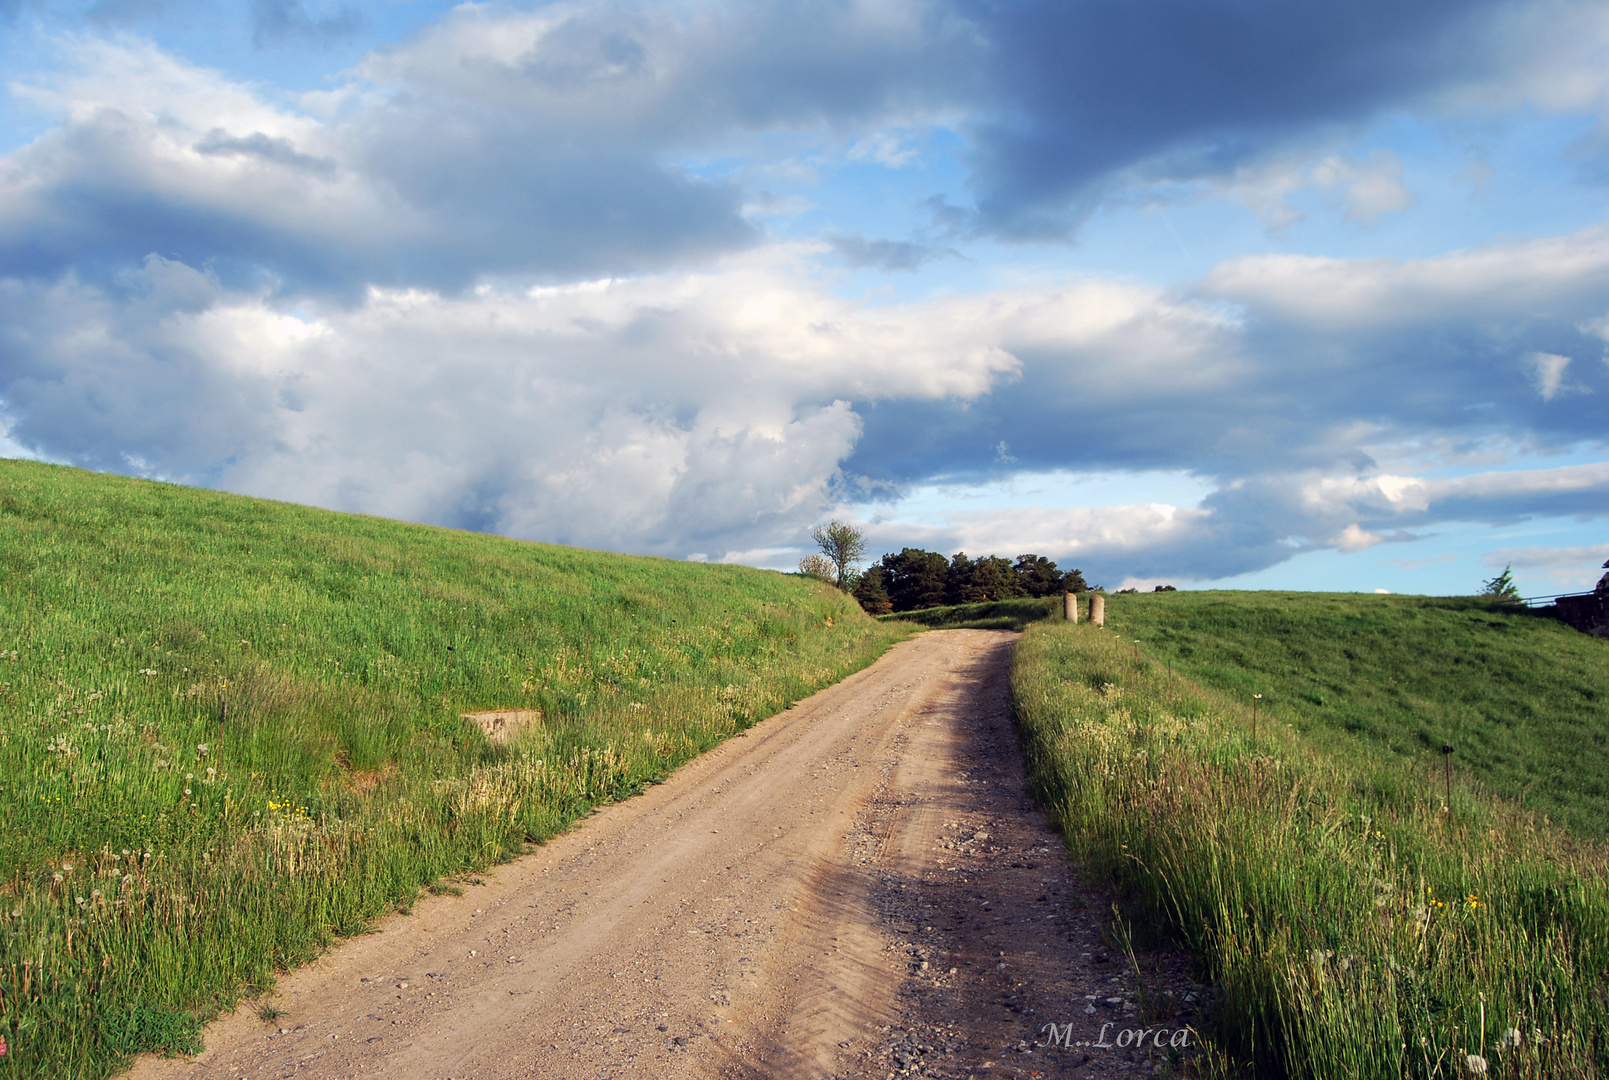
[1,0,1607,592]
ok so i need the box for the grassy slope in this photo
[1092,591,1609,838]
[0,459,905,1079]
[1012,620,1608,1079]
[881,597,1060,632]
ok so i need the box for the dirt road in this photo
[130,629,1203,1080]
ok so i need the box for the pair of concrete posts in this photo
[1064,591,1104,627]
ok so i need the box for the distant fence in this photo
[1523,590,1609,638]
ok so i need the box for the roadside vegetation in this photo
[881,596,1060,632]
[0,459,905,1079]
[1012,595,1609,1078]
[1100,590,1609,839]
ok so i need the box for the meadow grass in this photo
[1012,618,1609,1078]
[1096,590,1609,839]
[880,596,1060,632]
[0,459,906,1079]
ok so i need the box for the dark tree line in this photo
[852,549,1090,615]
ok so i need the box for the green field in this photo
[1095,590,1609,839]
[0,459,905,1079]
[1008,594,1609,1078]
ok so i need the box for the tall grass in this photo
[0,459,906,1078]
[1012,620,1609,1078]
[1098,590,1609,838]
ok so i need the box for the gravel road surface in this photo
[128,629,1203,1080]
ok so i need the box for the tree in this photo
[1481,564,1522,601]
[880,548,951,611]
[810,520,866,591]
[1059,566,1090,594]
[946,552,980,604]
[973,555,1020,601]
[798,553,835,582]
[1012,554,1064,597]
[853,564,893,615]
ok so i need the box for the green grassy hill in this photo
[1096,590,1609,838]
[0,459,904,1079]
[1012,620,1608,1079]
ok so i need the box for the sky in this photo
[1,0,1607,595]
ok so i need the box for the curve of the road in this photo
[129,629,1204,1080]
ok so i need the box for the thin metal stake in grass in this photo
[441,644,455,708]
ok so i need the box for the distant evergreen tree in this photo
[880,548,951,611]
[853,564,893,615]
[973,555,1020,600]
[1059,566,1090,594]
[867,547,1092,611]
[1012,554,1064,597]
[946,552,981,604]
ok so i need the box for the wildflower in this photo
[186,773,194,781]
[1499,1028,1522,1049]
[52,873,63,884]
[197,743,209,755]
[184,788,191,796]
[90,889,101,900]
[1464,1053,1488,1076]
[75,896,86,907]
[62,863,72,872]
[139,668,157,676]
[0,1035,7,1055]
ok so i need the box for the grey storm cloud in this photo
[953,0,1508,238]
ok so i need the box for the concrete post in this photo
[1090,593,1105,628]
[1064,591,1079,623]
